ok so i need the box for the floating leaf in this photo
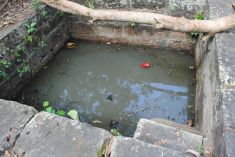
[66,42,76,49]
[45,106,56,114]
[56,109,65,116]
[92,120,103,124]
[67,109,79,120]
[43,101,50,108]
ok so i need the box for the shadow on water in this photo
[17,40,196,136]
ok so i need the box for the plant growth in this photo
[42,101,80,120]
[191,12,205,37]
[111,128,122,136]
[0,60,11,80]
[85,0,95,9]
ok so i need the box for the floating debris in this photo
[109,120,119,129]
[187,119,193,127]
[66,42,77,49]
[140,61,151,69]
[92,120,103,124]
[189,65,194,70]
[106,94,113,101]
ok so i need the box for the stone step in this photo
[150,118,201,135]
[133,119,204,152]
[0,99,37,152]
[13,112,112,157]
[110,137,192,157]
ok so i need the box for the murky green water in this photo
[19,40,195,136]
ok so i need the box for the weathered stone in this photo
[131,0,165,9]
[207,0,234,18]
[70,21,196,52]
[13,112,112,157]
[215,32,235,86]
[134,119,203,152]
[221,89,235,128]
[0,99,37,151]
[110,137,191,157]
[223,129,235,157]
[151,118,201,135]
[0,7,69,99]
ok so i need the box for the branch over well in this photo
[40,0,235,34]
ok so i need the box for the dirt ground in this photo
[0,0,35,31]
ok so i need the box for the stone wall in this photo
[195,0,235,156]
[0,6,69,98]
[68,0,207,52]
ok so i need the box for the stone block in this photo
[134,119,203,152]
[13,112,112,157]
[110,137,191,157]
[0,100,37,150]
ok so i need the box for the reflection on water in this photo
[19,40,196,136]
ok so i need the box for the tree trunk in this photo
[40,0,235,34]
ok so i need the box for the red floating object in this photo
[140,61,151,69]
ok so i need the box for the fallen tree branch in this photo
[40,0,235,34]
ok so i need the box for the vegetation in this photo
[168,3,180,12]
[97,143,105,157]
[191,12,205,37]
[0,60,11,80]
[196,145,205,157]
[32,0,44,11]
[24,21,37,43]
[111,128,122,136]
[85,0,95,9]
[128,22,136,28]
[32,0,48,17]
[42,101,80,120]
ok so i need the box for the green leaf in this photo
[45,106,56,114]
[31,22,37,27]
[111,129,122,136]
[43,101,50,108]
[67,109,79,120]
[56,109,65,116]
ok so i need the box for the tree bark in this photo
[40,0,235,34]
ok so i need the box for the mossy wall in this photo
[0,6,69,98]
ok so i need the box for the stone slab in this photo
[134,119,203,152]
[13,112,112,157]
[215,32,235,87]
[151,118,202,135]
[223,129,235,157]
[0,99,37,143]
[110,137,191,157]
[207,0,234,18]
[221,89,235,128]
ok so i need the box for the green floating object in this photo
[45,106,56,114]
[43,101,50,108]
[67,109,79,120]
[56,109,66,116]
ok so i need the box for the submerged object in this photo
[109,120,119,129]
[140,61,151,69]
[106,94,113,101]
[66,42,76,48]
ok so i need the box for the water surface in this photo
[19,40,195,136]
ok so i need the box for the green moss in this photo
[97,143,105,157]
